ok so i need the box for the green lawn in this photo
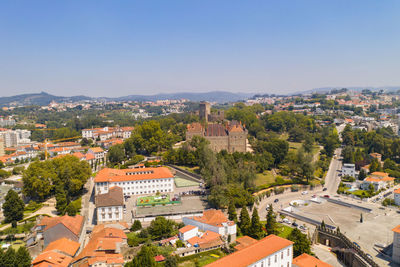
[175,177,200,188]
[136,195,181,207]
[255,171,276,186]
[178,249,225,267]
[260,222,293,238]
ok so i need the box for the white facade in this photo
[250,245,293,267]
[182,217,237,237]
[0,130,31,147]
[96,177,174,196]
[97,205,123,223]
[342,163,356,177]
[88,149,105,160]
[360,179,386,191]
[179,226,198,241]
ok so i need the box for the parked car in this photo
[274,198,279,203]
[312,195,317,198]
[292,222,298,227]
[323,188,328,191]
[301,191,308,195]
[283,218,291,224]
[324,195,330,198]
[366,254,372,260]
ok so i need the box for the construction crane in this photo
[44,136,82,160]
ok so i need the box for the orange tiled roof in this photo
[43,237,80,257]
[234,236,258,251]
[90,147,104,153]
[32,251,72,267]
[392,225,400,234]
[293,253,333,267]
[206,235,293,267]
[42,215,84,237]
[394,189,400,194]
[179,225,197,234]
[370,172,389,178]
[364,177,382,182]
[187,230,221,247]
[191,209,235,227]
[94,167,173,183]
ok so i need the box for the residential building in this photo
[82,126,133,141]
[206,234,293,267]
[179,225,198,241]
[234,236,258,251]
[393,225,400,264]
[94,167,174,196]
[88,147,106,161]
[187,230,223,249]
[395,189,400,206]
[32,250,73,267]
[186,121,248,153]
[182,209,237,241]
[360,172,395,191]
[293,253,332,267]
[71,224,127,267]
[96,186,124,223]
[342,163,356,178]
[0,137,4,157]
[35,215,84,247]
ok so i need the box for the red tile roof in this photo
[234,236,258,251]
[293,253,333,267]
[191,209,235,227]
[43,237,80,257]
[94,167,173,183]
[188,230,221,247]
[206,235,293,267]
[32,251,72,267]
[179,225,197,234]
[392,225,400,234]
[41,215,84,237]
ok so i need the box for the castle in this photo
[186,121,248,153]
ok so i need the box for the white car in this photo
[301,191,308,195]
[283,218,291,224]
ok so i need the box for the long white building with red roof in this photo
[94,167,174,196]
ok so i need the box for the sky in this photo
[1,0,400,97]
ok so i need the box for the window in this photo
[287,249,290,256]
[287,263,289,267]
[275,255,277,263]
[281,252,283,259]
[268,258,270,266]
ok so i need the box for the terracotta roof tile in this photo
[42,215,84,237]
[32,251,72,267]
[234,236,258,251]
[191,209,234,227]
[96,186,124,207]
[94,167,173,183]
[393,225,400,234]
[206,235,293,267]
[43,237,80,257]
[293,253,333,267]
[179,225,197,234]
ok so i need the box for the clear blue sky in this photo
[1,0,400,97]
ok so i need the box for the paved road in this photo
[324,148,342,195]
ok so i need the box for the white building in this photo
[88,147,105,161]
[206,234,293,267]
[393,225,400,264]
[0,129,31,147]
[342,163,356,178]
[82,126,133,140]
[178,225,198,241]
[94,167,174,196]
[394,189,400,206]
[182,209,237,241]
[95,186,124,223]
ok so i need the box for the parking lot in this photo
[286,199,400,266]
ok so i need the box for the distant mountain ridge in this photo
[292,86,400,95]
[0,91,253,106]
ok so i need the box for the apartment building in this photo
[96,186,124,223]
[94,167,174,196]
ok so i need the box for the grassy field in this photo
[178,249,225,267]
[175,177,200,188]
[176,165,200,174]
[255,171,276,186]
[136,195,180,206]
[260,222,293,238]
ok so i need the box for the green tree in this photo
[228,202,237,222]
[65,202,78,216]
[358,169,367,180]
[287,228,312,257]
[2,247,16,267]
[3,189,24,225]
[239,206,251,236]
[126,245,156,267]
[55,189,68,215]
[107,144,126,165]
[148,216,176,240]
[165,255,178,267]
[303,134,314,154]
[131,220,142,232]
[265,204,278,235]
[249,208,264,239]
[15,246,31,267]
[369,158,381,173]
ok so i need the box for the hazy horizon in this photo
[1,1,400,97]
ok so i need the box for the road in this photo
[324,148,342,195]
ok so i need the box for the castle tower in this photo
[199,102,211,122]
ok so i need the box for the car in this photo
[366,254,372,260]
[292,222,298,227]
[323,188,328,191]
[323,195,330,198]
[274,199,279,203]
[312,195,317,198]
[283,218,291,224]
[301,191,308,195]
